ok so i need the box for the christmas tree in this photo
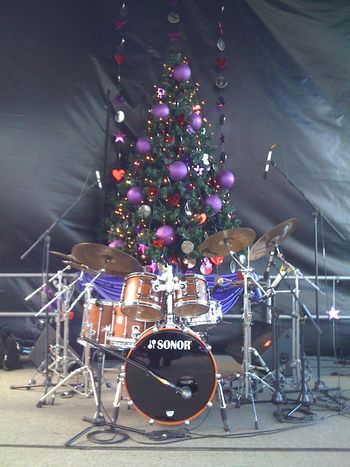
[104,53,240,274]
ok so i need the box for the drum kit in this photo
[25,217,321,434]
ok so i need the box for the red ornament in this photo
[165,135,175,145]
[148,185,158,197]
[176,114,185,125]
[114,52,124,65]
[169,254,179,265]
[237,271,244,281]
[210,256,224,267]
[216,58,227,69]
[168,193,180,206]
[152,239,164,248]
[112,168,125,182]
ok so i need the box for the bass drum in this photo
[124,328,217,425]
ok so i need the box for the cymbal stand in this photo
[36,272,104,407]
[10,267,83,391]
[230,250,275,429]
[274,249,322,416]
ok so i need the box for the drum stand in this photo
[231,254,275,429]
[11,267,83,392]
[35,272,104,407]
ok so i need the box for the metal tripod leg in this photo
[36,365,97,407]
[216,374,230,432]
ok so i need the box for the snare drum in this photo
[79,299,113,345]
[173,274,210,318]
[108,303,152,349]
[120,272,165,322]
[186,301,222,327]
[124,327,217,425]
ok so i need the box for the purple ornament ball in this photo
[173,63,191,81]
[127,187,144,205]
[152,103,170,119]
[109,239,125,249]
[190,113,202,130]
[218,170,235,189]
[204,194,222,214]
[163,234,175,245]
[136,137,151,154]
[168,161,188,181]
[156,225,174,240]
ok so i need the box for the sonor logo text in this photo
[147,339,191,351]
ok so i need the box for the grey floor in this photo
[1,355,350,467]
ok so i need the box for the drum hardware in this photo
[11,266,84,392]
[269,250,322,419]
[65,344,144,447]
[35,273,106,406]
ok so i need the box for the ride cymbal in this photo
[249,217,299,261]
[71,243,143,276]
[199,227,256,258]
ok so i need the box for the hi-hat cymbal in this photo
[249,217,299,261]
[71,243,143,276]
[50,250,76,262]
[199,227,256,258]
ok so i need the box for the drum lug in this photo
[148,418,155,425]
[207,401,213,408]
[205,344,212,351]
[184,419,190,425]
[127,400,134,409]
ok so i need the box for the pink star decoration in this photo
[193,165,204,175]
[327,306,340,320]
[113,132,126,143]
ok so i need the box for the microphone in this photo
[95,170,103,189]
[263,144,278,179]
[177,386,192,400]
[263,249,275,281]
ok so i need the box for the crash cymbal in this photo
[249,217,299,261]
[50,250,76,262]
[71,243,143,276]
[199,227,256,258]
[62,260,98,275]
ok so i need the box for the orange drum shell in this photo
[121,272,165,322]
[174,274,210,318]
[80,300,114,344]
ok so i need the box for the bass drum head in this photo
[125,328,217,425]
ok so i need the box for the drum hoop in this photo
[124,326,218,425]
[89,298,115,306]
[121,299,163,310]
[174,299,210,307]
[125,271,157,279]
[179,273,207,280]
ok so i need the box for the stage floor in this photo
[1,355,350,466]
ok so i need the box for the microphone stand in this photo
[20,175,99,399]
[269,159,345,392]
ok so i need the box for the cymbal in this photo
[249,218,299,261]
[62,260,98,275]
[71,243,143,276]
[50,250,76,262]
[198,228,256,258]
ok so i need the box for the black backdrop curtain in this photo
[0,1,349,351]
